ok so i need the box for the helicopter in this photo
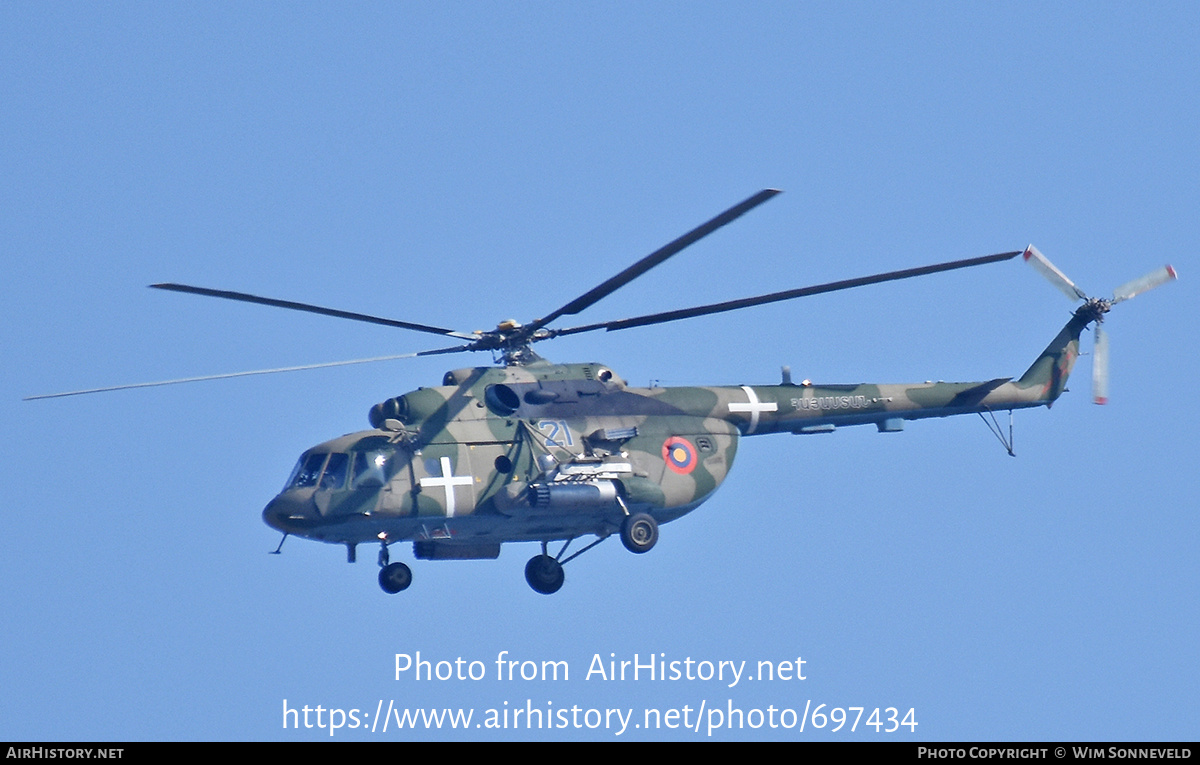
[26,189,1177,595]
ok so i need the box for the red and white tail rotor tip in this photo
[1022,245,1177,405]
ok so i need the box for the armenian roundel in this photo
[662,436,698,475]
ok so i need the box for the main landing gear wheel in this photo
[524,554,565,595]
[620,513,658,554]
[379,561,412,594]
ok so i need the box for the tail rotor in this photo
[1112,265,1179,304]
[1092,323,1109,405]
[1023,245,1177,404]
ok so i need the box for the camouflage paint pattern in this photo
[262,309,1089,556]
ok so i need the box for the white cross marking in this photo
[419,456,473,517]
[727,385,777,434]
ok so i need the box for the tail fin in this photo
[1015,310,1093,404]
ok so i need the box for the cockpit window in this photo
[288,452,327,490]
[285,451,362,491]
[319,453,349,490]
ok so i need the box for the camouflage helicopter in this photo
[27,190,1177,595]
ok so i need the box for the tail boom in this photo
[686,313,1095,436]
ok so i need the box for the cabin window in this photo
[319,452,349,490]
[351,450,390,488]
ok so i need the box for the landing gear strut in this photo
[523,514,659,594]
[523,534,608,595]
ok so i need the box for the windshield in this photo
[285,452,327,490]
[285,450,387,492]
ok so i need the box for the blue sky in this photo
[2,2,1196,741]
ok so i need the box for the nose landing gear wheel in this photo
[524,554,565,594]
[620,513,658,554]
[379,561,412,594]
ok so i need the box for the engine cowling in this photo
[368,388,447,429]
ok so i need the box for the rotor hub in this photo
[1080,297,1111,325]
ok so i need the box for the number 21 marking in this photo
[537,419,573,447]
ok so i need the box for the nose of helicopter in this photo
[262,491,320,532]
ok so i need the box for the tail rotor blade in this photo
[1112,265,1178,304]
[1092,324,1110,405]
[1023,245,1088,301]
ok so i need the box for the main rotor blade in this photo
[23,345,472,400]
[1022,245,1088,301]
[150,283,477,340]
[528,189,782,332]
[552,250,1021,337]
[1111,264,1178,304]
[1092,323,1109,405]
